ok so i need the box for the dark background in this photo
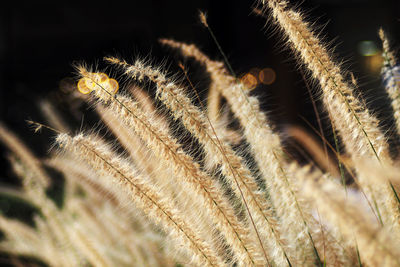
[1,0,400,178]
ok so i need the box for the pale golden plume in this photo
[56,133,225,267]
[261,0,400,238]
[296,165,400,267]
[199,11,209,28]
[159,39,340,263]
[0,123,50,187]
[379,29,397,67]
[262,0,389,160]
[379,28,400,137]
[78,65,264,266]
[108,56,291,265]
[1,2,400,266]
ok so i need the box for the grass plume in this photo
[1,1,400,266]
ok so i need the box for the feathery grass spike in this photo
[2,2,400,266]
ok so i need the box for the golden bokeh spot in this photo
[96,73,109,83]
[77,78,93,94]
[108,78,119,94]
[240,73,258,90]
[77,72,117,95]
[84,78,96,89]
[84,72,109,89]
[259,68,276,85]
[364,54,383,74]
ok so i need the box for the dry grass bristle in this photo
[1,2,400,266]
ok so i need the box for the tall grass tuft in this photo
[1,0,400,266]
